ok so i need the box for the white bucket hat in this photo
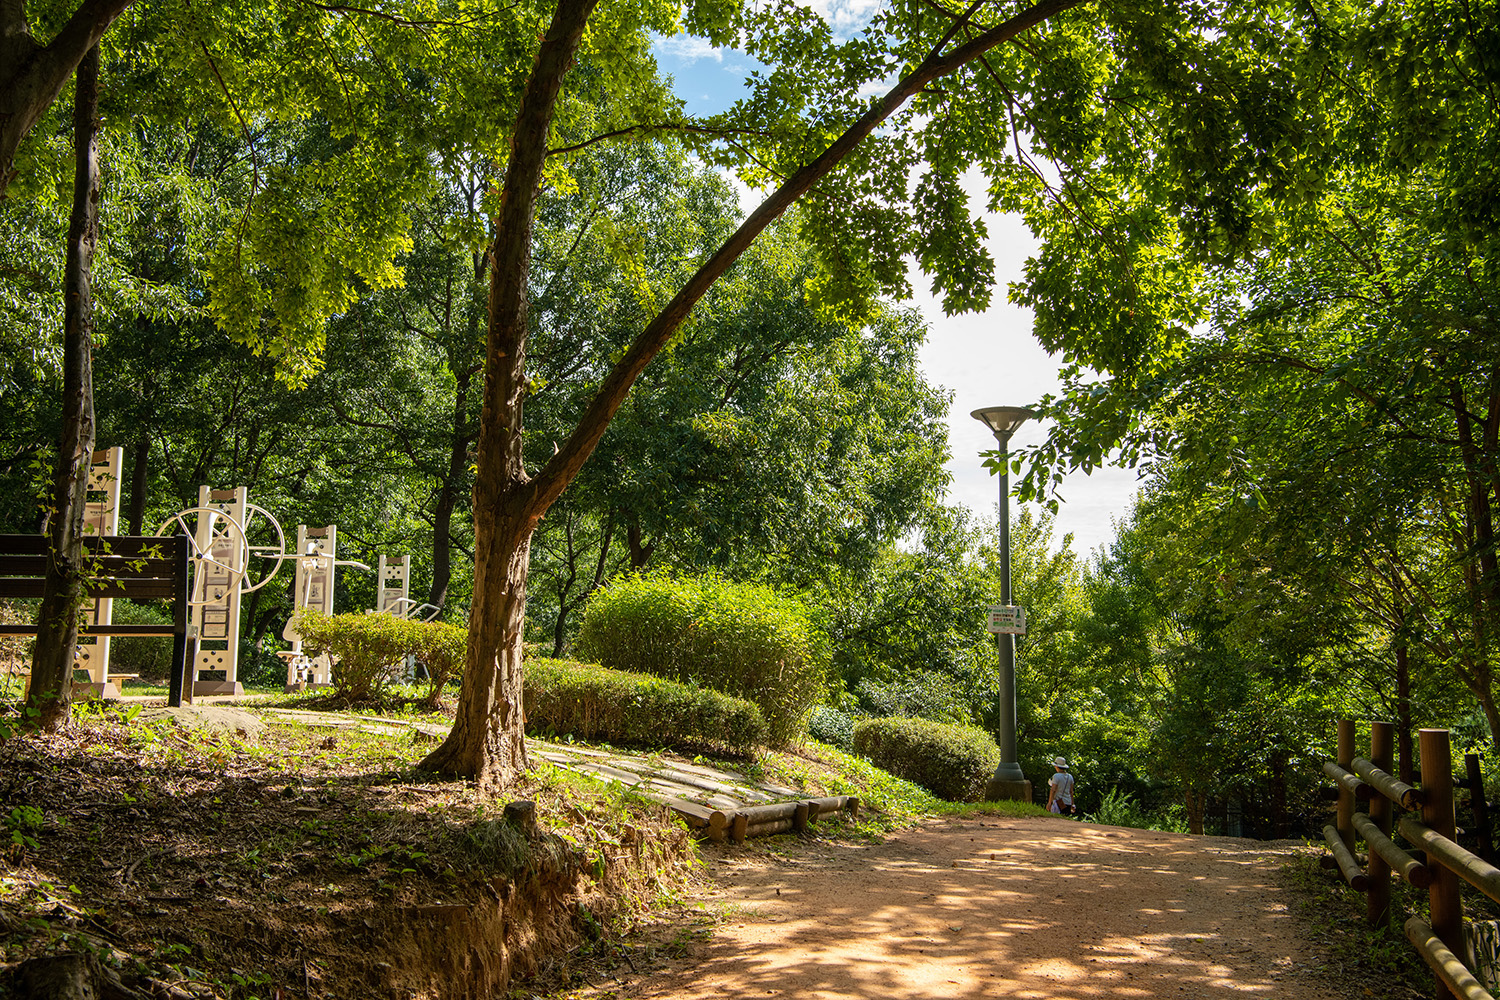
[1053,756,1068,768]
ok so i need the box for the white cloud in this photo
[800,0,883,38]
[654,35,725,62]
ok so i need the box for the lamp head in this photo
[970,406,1034,439]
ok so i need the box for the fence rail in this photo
[1319,720,1495,1000]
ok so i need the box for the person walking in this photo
[1047,756,1075,816]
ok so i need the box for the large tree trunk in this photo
[27,44,100,730]
[419,0,599,789]
[0,0,131,194]
[423,0,1079,790]
[422,507,533,784]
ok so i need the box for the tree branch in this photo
[528,0,1084,515]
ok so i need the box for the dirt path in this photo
[617,815,1352,1000]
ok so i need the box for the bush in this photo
[1085,788,1189,832]
[103,600,174,681]
[576,573,827,748]
[807,706,856,751]
[851,716,1001,802]
[294,610,467,706]
[525,657,766,756]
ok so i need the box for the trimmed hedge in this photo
[294,610,466,706]
[852,717,1002,802]
[524,657,766,756]
[575,573,827,748]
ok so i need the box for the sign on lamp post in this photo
[987,605,1027,635]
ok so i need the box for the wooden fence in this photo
[1321,720,1499,1000]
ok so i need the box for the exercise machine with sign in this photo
[155,486,287,696]
[71,447,123,696]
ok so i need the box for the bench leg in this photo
[168,634,198,707]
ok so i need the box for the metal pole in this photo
[972,406,1032,803]
[994,429,1023,782]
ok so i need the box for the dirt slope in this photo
[616,815,1367,1000]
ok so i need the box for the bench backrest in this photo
[0,535,190,622]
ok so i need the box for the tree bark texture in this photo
[428,0,1081,788]
[0,0,132,194]
[27,44,100,731]
[419,0,601,789]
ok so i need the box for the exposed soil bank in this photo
[0,719,698,999]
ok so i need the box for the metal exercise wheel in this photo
[238,502,288,593]
[154,507,249,606]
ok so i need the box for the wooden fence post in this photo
[1420,728,1461,1000]
[1369,720,1394,928]
[1339,718,1357,853]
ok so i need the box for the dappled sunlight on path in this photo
[625,817,1339,1000]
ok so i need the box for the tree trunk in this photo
[126,432,148,535]
[419,0,599,790]
[1185,788,1205,836]
[625,509,654,570]
[26,44,100,731]
[1397,643,1413,784]
[427,358,474,610]
[421,507,533,785]
[1270,750,1288,839]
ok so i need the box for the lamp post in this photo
[972,405,1033,802]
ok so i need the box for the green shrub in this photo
[294,610,467,706]
[851,716,1001,802]
[575,573,827,748]
[807,706,855,751]
[1085,788,1189,832]
[525,657,767,756]
[102,600,174,680]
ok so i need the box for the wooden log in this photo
[1399,816,1500,903]
[1354,811,1433,889]
[1323,824,1369,890]
[1422,727,1464,1000]
[1352,757,1424,810]
[1322,761,1374,801]
[806,795,856,816]
[743,817,795,839]
[794,801,811,833]
[1368,721,1395,927]
[1338,720,1357,854]
[730,812,749,845]
[662,797,715,828]
[1405,916,1497,1000]
[738,801,800,825]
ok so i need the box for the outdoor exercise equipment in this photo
[71,447,122,696]
[279,525,372,690]
[156,486,287,695]
[374,554,440,621]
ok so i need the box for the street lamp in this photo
[972,406,1033,802]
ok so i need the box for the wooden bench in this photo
[0,534,197,706]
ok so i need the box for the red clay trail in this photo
[621,815,1352,1000]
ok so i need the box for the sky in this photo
[653,36,1143,560]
